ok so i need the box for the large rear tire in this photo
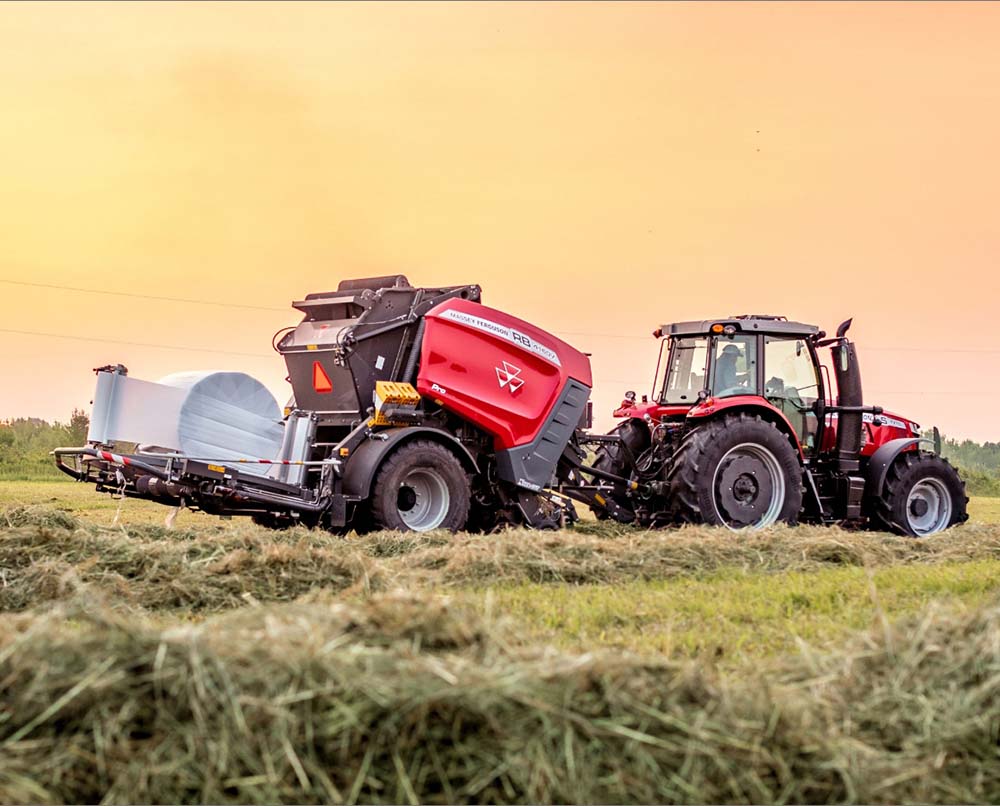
[667,413,803,529]
[876,452,968,536]
[370,440,471,532]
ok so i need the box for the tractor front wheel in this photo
[667,414,803,529]
[588,420,649,520]
[876,452,968,536]
[370,440,471,532]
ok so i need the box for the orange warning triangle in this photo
[312,361,333,393]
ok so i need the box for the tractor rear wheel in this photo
[876,452,968,536]
[370,440,471,532]
[667,413,803,529]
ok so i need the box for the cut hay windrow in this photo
[0,510,380,612]
[1,591,999,804]
[3,506,1000,613]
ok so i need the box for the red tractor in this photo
[574,315,967,536]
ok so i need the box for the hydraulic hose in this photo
[402,318,426,384]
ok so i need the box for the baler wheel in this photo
[667,413,803,529]
[371,440,471,532]
[876,452,968,536]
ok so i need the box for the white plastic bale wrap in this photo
[157,372,284,475]
[87,372,186,449]
[86,370,285,476]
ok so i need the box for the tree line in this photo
[0,411,90,481]
[936,436,1000,497]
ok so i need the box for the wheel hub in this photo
[732,474,759,502]
[397,486,418,512]
[396,468,450,531]
[716,453,775,527]
[905,478,952,536]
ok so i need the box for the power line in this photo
[554,330,1000,353]
[863,346,1000,355]
[553,330,657,341]
[0,279,287,312]
[5,277,1000,354]
[0,328,269,359]
[3,278,640,339]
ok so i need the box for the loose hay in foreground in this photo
[3,505,1000,613]
[1,591,999,804]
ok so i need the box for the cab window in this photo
[661,337,709,404]
[710,335,758,398]
[763,337,822,449]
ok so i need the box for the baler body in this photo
[55,276,595,532]
[417,298,592,491]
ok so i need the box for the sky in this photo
[0,1,998,441]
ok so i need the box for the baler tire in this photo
[667,413,803,529]
[876,452,968,536]
[370,440,471,533]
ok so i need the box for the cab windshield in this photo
[660,334,760,404]
[660,337,709,404]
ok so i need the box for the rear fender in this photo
[687,396,805,459]
[341,427,479,499]
[864,437,930,500]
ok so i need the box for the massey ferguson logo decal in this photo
[496,361,525,393]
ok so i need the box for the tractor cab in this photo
[650,315,824,453]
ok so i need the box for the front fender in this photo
[864,437,931,500]
[341,427,478,499]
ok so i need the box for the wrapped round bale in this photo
[155,371,285,475]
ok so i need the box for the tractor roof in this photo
[661,315,820,338]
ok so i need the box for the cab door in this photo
[762,336,823,454]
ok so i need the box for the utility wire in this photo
[0,278,287,312]
[3,276,649,340]
[0,328,268,359]
[4,277,1000,354]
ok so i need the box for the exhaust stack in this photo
[831,319,863,473]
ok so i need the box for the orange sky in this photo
[1,1,998,441]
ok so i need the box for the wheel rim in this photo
[397,468,450,531]
[905,477,952,535]
[711,442,786,529]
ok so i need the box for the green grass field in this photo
[4,480,1000,803]
[3,479,999,665]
